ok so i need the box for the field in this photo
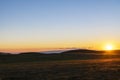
[0,52,120,80]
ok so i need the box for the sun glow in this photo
[105,44,113,50]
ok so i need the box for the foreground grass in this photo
[0,58,120,80]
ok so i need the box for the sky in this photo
[0,0,120,53]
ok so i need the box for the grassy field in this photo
[0,52,120,80]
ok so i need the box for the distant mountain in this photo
[111,50,120,54]
[62,49,102,54]
[61,49,120,55]
[0,52,11,55]
[18,52,46,55]
[41,49,76,54]
[0,49,120,64]
[0,49,120,55]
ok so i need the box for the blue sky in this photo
[0,0,120,52]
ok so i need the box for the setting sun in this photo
[105,44,113,50]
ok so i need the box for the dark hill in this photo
[0,49,120,64]
[61,49,104,55]
[19,52,45,55]
[61,49,120,55]
[0,52,11,55]
[112,50,120,54]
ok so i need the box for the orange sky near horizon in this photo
[0,41,119,53]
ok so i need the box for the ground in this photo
[0,58,120,80]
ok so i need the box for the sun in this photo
[105,44,113,50]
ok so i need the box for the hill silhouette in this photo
[0,49,120,64]
[61,49,120,55]
[61,49,104,54]
[0,52,11,55]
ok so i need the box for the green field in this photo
[0,52,120,80]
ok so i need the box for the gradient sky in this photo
[0,0,120,52]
